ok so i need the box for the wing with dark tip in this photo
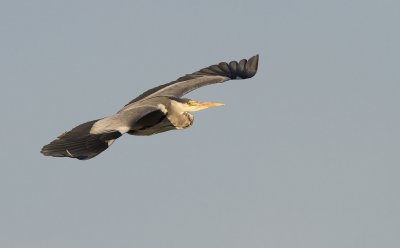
[41,105,164,160]
[41,131,122,160]
[125,54,259,105]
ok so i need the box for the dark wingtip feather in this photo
[243,54,259,78]
[227,54,259,79]
[41,131,121,160]
[197,55,259,78]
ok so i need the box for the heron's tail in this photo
[41,119,122,160]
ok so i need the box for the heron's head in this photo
[179,98,224,112]
[174,98,225,112]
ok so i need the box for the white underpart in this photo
[157,104,168,114]
[170,100,188,114]
[115,126,130,133]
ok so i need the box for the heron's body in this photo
[41,55,259,160]
[126,96,194,136]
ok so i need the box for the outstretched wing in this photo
[125,54,259,105]
[41,105,163,160]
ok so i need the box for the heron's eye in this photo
[187,100,196,106]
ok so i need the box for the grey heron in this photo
[41,55,259,160]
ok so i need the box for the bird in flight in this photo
[41,55,259,160]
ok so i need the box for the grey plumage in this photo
[126,54,259,104]
[41,55,259,160]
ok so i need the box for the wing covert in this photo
[90,105,164,134]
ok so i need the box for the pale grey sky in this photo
[1,0,399,247]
